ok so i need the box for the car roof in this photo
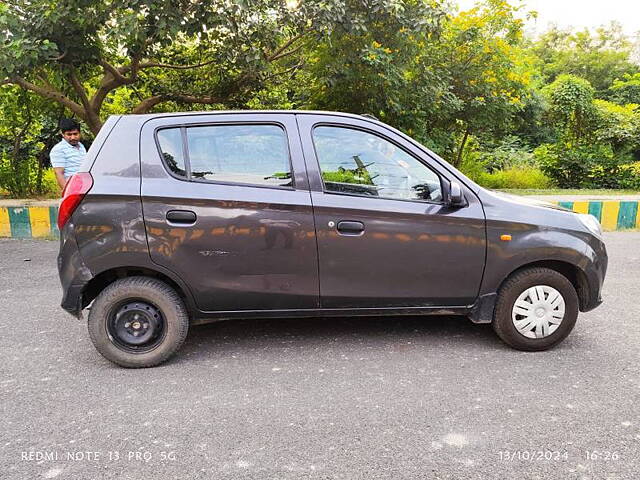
[115,110,378,122]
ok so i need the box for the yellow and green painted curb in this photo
[0,200,638,238]
[0,206,60,238]
[553,200,640,231]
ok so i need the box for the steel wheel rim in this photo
[511,285,565,339]
[107,300,165,353]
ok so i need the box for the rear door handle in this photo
[166,210,197,225]
[336,220,365,235]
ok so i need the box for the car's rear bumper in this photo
[58,225,93,318]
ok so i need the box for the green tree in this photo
[436,0,535,166]
[301,0,534,167]
[533,23,638,97]
[0,85,62,197]
[536,75,640,188]
[594,100,640,156]
[300,0,447,137]
[609,73,640,105]
[0,0,335,134]
[541,74,596,143]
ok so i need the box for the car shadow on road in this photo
[178,315,503,360]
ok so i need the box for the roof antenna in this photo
[360,113,379,121]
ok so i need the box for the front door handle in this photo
[336,220,365,235]
[166,210,197,225]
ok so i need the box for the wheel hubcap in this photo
[108,301,165,352]
[511,285,565,339]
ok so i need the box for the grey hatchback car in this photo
[57,111,607,367]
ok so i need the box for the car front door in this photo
[297,114,486,309]
[140,113,319,312]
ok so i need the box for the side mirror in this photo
[446,181,467,207]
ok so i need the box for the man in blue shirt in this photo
[50,118,87,191]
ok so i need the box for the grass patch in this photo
[497,188,640,196]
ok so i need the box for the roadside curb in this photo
[1,206,60,238]
[0,200,638,238]
[552,200,639,231]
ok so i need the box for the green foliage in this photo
[542,74,596,142]
[2,1,640,195]
[301,0,447,140]
[534,143,623,188]
[594,100,640,153]
[477,136,536,172]
[609,73,640,105]
[617,162,640,189]
[431,0,536,164]
[459,135,551,189]
[535,76,640,190]
[477,166,552,189]
[322,168,374,185]
[0,85,62,197]
[533,23,638,96]
[2,0,375,132]
[40,168,61,197]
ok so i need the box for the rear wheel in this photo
[492,267,579,351]
[88,277,189,368]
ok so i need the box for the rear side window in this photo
[155,124,292,188]
[157,128,187,177]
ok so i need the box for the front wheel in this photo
[88,277,189,368]
[492,267,579,351]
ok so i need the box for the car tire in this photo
[87,277,189,368]
[492,267,579,351]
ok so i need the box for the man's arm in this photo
[50,144,67,191]
[54,167,67,190]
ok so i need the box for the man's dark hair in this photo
[60,118,81,133]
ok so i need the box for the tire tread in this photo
[492,267,579,351]
[87,276,189,368]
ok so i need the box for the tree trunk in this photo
[84,108,103,135]
[454,127,471,169]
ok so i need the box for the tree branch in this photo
[131,95,165,114]
[131,94,225,114]
[269,44,305,62]
[9,76,86,120]
[261,62,305,82]
[134,58,220,70]
[99,59,132,84]
[91,58,139,113]
[68,67,91,112]
[266,32,308,62]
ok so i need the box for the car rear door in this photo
[297,113,486,309]
[140,113,319,312]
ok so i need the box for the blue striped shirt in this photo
[50,139,87,178]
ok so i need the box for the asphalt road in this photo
[1,234,638,479]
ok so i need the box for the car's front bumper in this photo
[581,236,608,312]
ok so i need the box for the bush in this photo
[478,136,537,173]
[458,136,552,189]
[617,162,640,190]
[41,168,61,198]
[476,166,553,190]
[458,142,486,182]
[0,147,36,197]
[534,143,617,188]
[0,152,60,198]
[534,142,640,189]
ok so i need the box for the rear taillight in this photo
[58,172,93,230]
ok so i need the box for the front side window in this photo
[313,126,442,202]
[187,124,291,187]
